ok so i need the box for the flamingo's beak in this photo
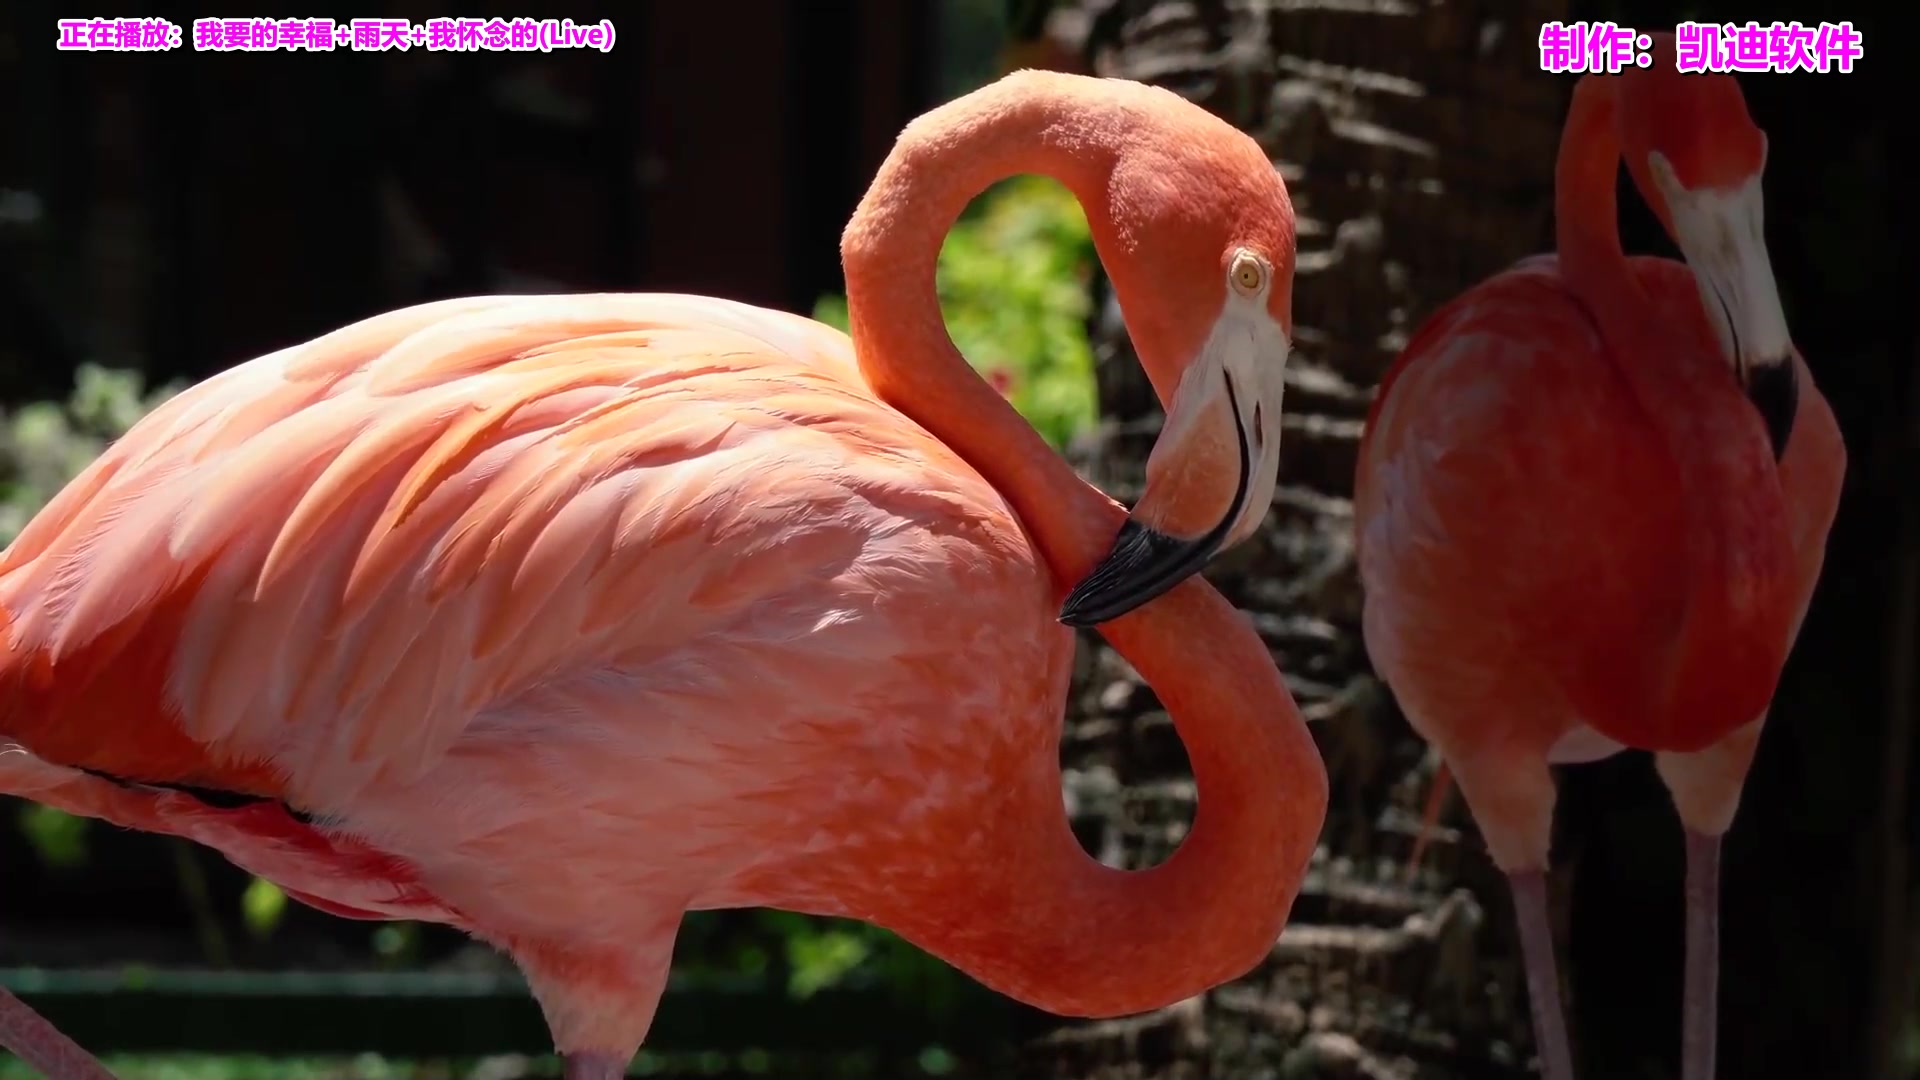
[1650,145,1798,459]
[1059,302,1288,628]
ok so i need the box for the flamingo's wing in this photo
[0,293,987,812]
[0,743,455,922]
[1353,258,1683,751]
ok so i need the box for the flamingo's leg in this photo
[1445,748,1572,1080]
[0,986,119,1080]
[1508,870,1577,1080]
[1654,725,1757,1080]
[1680,829,1721,1080]
[526,923,681,1080]
[563,1052,630,1080]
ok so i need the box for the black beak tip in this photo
[1056,519,1222,629]
[1056,523,1144,628]
[1055,599,1101,629]
[1743,358,1798,461]
[1057,581,1127,627]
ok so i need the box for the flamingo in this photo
[1354,35,1845,1080]
[0,70,1328,1080]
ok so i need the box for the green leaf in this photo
[811,294,851,333]
[10,402,72,457]
[241,876,287,939]
[371,923,421,967]
[69,363,151,438]
[18,803,89,868]
[784,927,872,999]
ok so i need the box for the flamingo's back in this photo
[0,292,1063,937]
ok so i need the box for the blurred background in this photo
[0,0,1910,1078]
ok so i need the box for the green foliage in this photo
[241,877,288,940]
[371,923,424,969]
[783,921,873,999]
[0,362,178,547]
[703,910,967,1008]
[18,801,89,868]
[0,1056,377,1080]
[0,1050,974,1079]
[811,175,1100,448]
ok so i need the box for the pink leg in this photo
[1508,870,1576,1080]
[563,1051,630,1079]
[1681,829,1720,1080]
[0,986,119,1080]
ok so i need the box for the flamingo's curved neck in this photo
[835,75,1325,1015]
[841,79,1126,579]
[1555,76,1762,424]
[1554,78,1645,326]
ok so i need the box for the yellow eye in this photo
[1231,253,1265,295]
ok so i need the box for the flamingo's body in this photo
[1356,38,1843,1080]
[1366,256,1842,782]
[0,71,1327,1080]
[2,293,1092,992]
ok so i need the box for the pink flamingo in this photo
[1355,34,1845,1080]
[0,70,1327,1080]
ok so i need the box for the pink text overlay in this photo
[1671,20,1861,73]
[1539,20,1862,74]
[56,17,617,53]
[53,18,182,50]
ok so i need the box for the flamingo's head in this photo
[1618,32,1795,459]
[1059,91,1296,627]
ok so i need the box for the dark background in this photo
[0,1,1912,1078]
